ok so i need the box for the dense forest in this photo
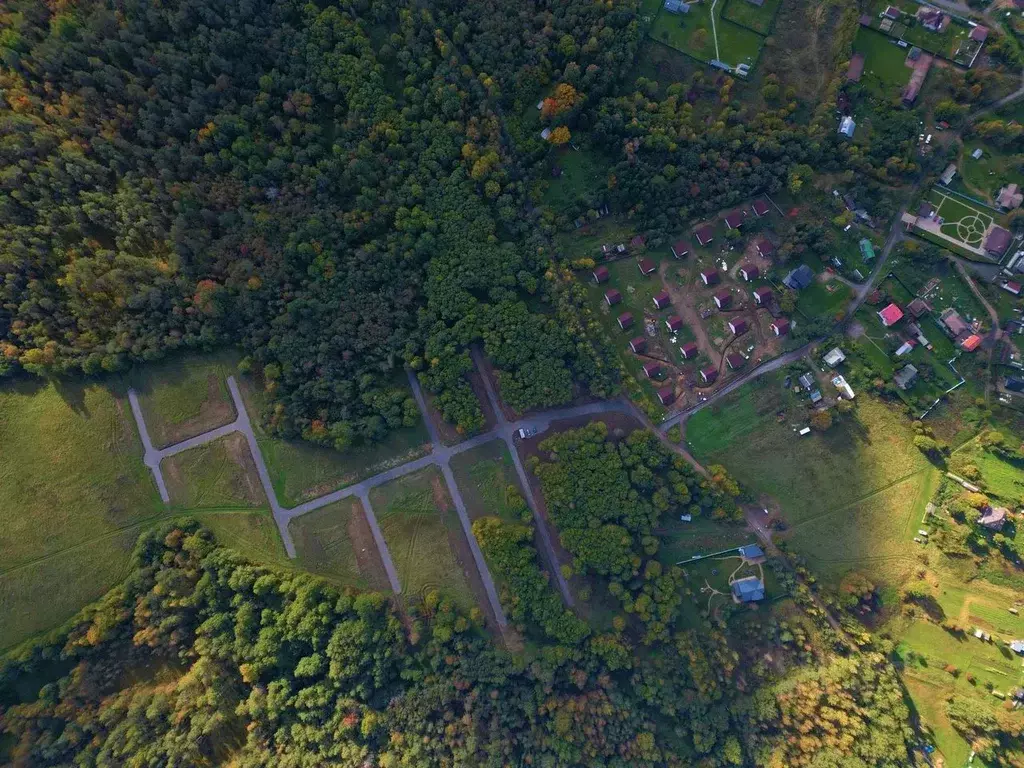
[0,518,916,767]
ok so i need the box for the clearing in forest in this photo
[162,432,267,509]
[288,499,390,592]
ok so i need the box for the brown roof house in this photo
[671,240,691,259]
[665,315,683,333]
[593,266,609,284]
[700,269,720,286]
[753,286,773,305]
[902,52,932,107]
[680,342,698,359]
[694,224,715,246]
[629,336,646,353]
[617,312,634,330]
[604,289,621,306]
[752,198,770,217]
[771,318,790,336]
[969,25,989,42]
[653,290,671,309]
[907,298,930,318]
[729,318,748,335]
[643,361,663,379]
[756,239,775,259]
[713,291,733,309]
[985,226,1013,257]
[997,184,1023,210]
[657,386,676,406]
[700,366,718,385]
[847,53,865,83]
[638,258,657,276]
[726,353,745,370]
[940,308,969,337]
[724,209,746,230]
[739,264,760,281]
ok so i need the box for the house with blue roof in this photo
[663,0,690,12]
[783,264,814,290]
[738,544,765,563]
[732,576,765,603]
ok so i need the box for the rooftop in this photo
[731,576,765,603]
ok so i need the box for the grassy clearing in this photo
[541,147,611,213]
[961,140,1021,204]
[657,517,754,565]
[903,676,973,768]
[193,510,289,568]
[954,445,1024,503]
[371,468,477,614]
[163,433,267,509]
[240,378,429,508]
[649,1,763,68]
[721,0,781,35]
[688,378,931,527]
[852,27,910,88]
[796,279,852,319]
[288,501,378,589]
[449,441,527,525]
[127,351,238,448]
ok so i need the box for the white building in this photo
[838,116,855,138]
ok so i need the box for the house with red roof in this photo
[694,224,714,246]
[680,342,698,359]
[617,312,633,330]
[657,386,676,405]
[643,361,663,379]
[713,291,733,309]
[671,241,691,259]
[700,269,720,286]
[1002,281,1022,296]
[604,289,621,306]
[653,290,671,309]
[739,264,759,281]
[960,334,982,352]
[726,353,745,370]
[877,303,904,327]
[771,318,790,336]
[753,286,773,305]
[729,318,748,335]
[756,239,775,259]
[630,235,646,249]
[700,366,718,384]
[724,209,746,230]
[593,266,609,283]
[629,337,646,353]
[751,198,770,217]
[985,226,1012,257]
[665,315,683,333]
[638,258,656,276]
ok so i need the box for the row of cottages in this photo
[690,198,772,247]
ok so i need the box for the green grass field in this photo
[688,378,931,529]
[852,27,910,89]
[127,351,238,448]
[240,378,429,508]
[952,443,1024,503]
[542,147,611,213]
[649,1,763,68]
[192,510,290,568]
[450,441,527,525]
[0,378,164,650]
[370,468,478,614]
[961,141,1021,204]
[796,279,852,319]
[288,500,384,590]
[721,0,780,34]
[929,189,995,248]
[163,433,267,509]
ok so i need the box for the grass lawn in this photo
[240,377,429,508]
[449,441,527,526]
[370,468,478,614]
[541,147,611,213]
[721,0,781,35]
[162,433,267,509]
[852,27,910,89]
[796,280,852,320]
[193,509,290,568]
[649,2,763,68]
[127,351,239,449]
[688,379,931,528]
[961,140,1021,203]
[657,517,755,565]
[288,500,385,590]
[956,446,1024,503]
[0,378,165,650]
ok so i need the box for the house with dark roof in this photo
[970,25,988,42]
[700,366,718,384]
[756,240,775,259]
[665,315,683,333]
[1005,376,1024,393]
[629,337,646,353]
[985,226,1012,257]
[700,269,720,286]
[878,303,904,327]
[783,264,814,290]
[978,505,1007,531]
[731,576,765,603]
[752,198,770,217]
[631,235,646,249]
[739,544,765,563]
[617,312,633,330]
[729,318,748,335]
[680,342,698,359]
[771,318,790,336]
[658,386,676,405]
[593,266,609,283]
[604,289,621,306]
[894,364,918,390]
[643,361,663,379]
[907,298,930,317]
[724,209,746,230]
[754,286,773,305]
[713,291,732,309]
[638,258,656,276]
[883,5,901,19]
[694,224,714,246]
[726,352,745,370]
[739,264,760,281]
[902,53,932,107]
[671,240,691,259]
[663,0,690,13]
[653,290,671,309]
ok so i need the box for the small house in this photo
[824,347,846,367]
[729,318,748,335]
[653,290,671,309]
[731,576,765,603]
[665,315,683,333]
[960,334,982,352]
[593,266,610,284]
[617,312,634,330]
[738,544,765,563]
[1010,640,1024,655]
[859,239,876,261]
[616,243,627,254]
[663,0,690,13]
[940,308,969,337]
[700,366,718,385]
[917,202,935,220]
[700,269,720,286]
[713,291,733,309]
[771,317,790,336]
[694,224,715,246]
[978,505,1007,531]
[756,240,775,259]
[809,389,823,404]
[739,264,760,281]
[985,226,1012,257]
[1002,281,1022,296]
[940,163,957,185]
[671,240,691,259]
[754,286,773,305]
[724,209,746,230]
[997,184,1023,210]
[638,258,656,276]
[878,303,904,327]
[752,199,770,217]
[604,289,621,306]
[657,386,676,405]
[847,53,865,83]
[832,375,855,399]
[798,373,815,390]
[907,298,930,317]
[540,127,552,140]
[838,116,856,138]
[971,147,984,160]
[643,361,663,379]
[783,264,814,290]
[629,337,646,353]
[969,25,988,42]
[726,352,745,370]
[894,364,918,390]
[631,235,646,249]
[1006,377,1024,393]
[680,342,699,359]
[895,340,915,356]
[883,5,901,19]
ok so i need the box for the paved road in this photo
[127,390,170,503]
